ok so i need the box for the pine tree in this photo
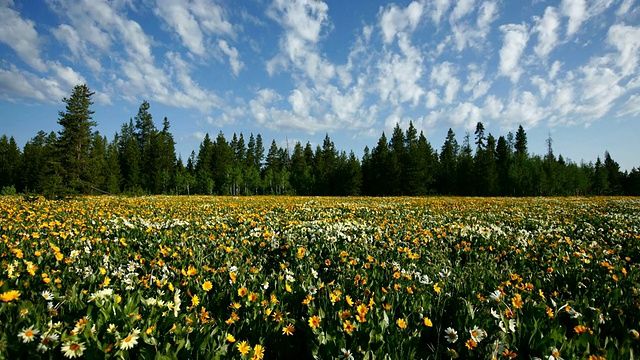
[439,128,458,195]
[56,84,96,193]
[0,135,22,191]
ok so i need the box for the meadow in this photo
[0,196,638,359]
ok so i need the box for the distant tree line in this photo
[2,84,640,197]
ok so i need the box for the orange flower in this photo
[396,318,407,329]
[1,290,20,302]
[308,315,321,329]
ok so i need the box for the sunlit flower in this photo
[308,315,321,329]
[444,327,458,343]
[119,329,140,350]
[191,294,200,307]
[226,333,236,343]
[343,320,355,334]
[61,340,86,358]
[282,324,295,336]
[511,293,523,309]
[423,317,433,327]
[252,344,265,360]
[339,348,355,360]
[469,326,486,342]
[42,291,54,301]
[1,290,20,302]
[18,326,39,343]
[237,340,251,355]
[202,281,213,292]
[396,318,407,329]
[465,339,477,350]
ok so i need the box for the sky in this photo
[1,0,639,171]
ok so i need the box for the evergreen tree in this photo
[371,132,392,196]
[134,101,158,192]
[0,135,22,191]
[495,135,511,195]
[389,124,405,195]
[603,151,622,195]
[104,137,122,194]
[439,128,458,195]
[456,133,474,195]
[195,133,215,194]
[56,84,96,193]
[118,120,141,193]
[152,118,176,193]
[87,133,108,193]
[20,131,48,193]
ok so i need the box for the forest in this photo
[2,84,639,197]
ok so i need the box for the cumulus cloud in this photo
[376,33,425,107]
[379,1,424,44]
[218,39,244,76]
[155,0,206,56]
[533,6,560,58]
[607,23,640,76]
[498,24,529,83]
[429,0,451,25]
[561,0,587,36]
[0,2,46,71]
[450,0,475,23]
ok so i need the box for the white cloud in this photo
[155,0,205,56]
[450,0,475,23]
[0,65,66,102]
[498,24,529,83]
[477,1,498,31]
[576,60,624,120]
[463,65,491,100]
[430,62,459,104]
[616,0,635,16]
[617,93,640,117]
[218,39,244,76]
[533,6,560,58]
[551,81,575,116]
[190,0,234,37]
[0,2,46,71]
[607,23,640,76]
[267,0,335,84]
[379,1,424,44]
[549,60,562,80]
[561,0,587,36]
[377,33,425,107]
[502,91,545,128]
[429,0,451,25]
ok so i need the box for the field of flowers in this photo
[0,196,638,359]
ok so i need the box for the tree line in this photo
[2,84,640,197]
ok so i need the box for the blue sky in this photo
[1,0,639,170]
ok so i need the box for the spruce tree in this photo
[56,84,96,194]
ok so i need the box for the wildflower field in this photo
[0,196,638,359]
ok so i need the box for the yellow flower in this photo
[192,294,200,307]
[1,290,20,302]
[202,281,213,292]
[343,320,355,334]
[297,247,306,259]
[238,287,248,297]
[226,333,236,343]
[465,339,478,350]
[345,295,354,306]
[511,293,523,309]
[423,317,433,327]
[237,340,251,355]
[252,344,265,360]
[282,324,295,336]
[433,283,441,293]
[396,318,407,329]
[308,315,321,329]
